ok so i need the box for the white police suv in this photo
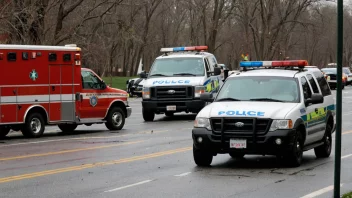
[141,46,223,121]
[192,60,336,167]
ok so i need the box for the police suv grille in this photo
[210,118,271,135]
[151,86,193,100]
[326,74,337,80]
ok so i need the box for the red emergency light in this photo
[271,60,308,67]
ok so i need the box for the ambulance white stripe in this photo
[0,94,75,103]
[0,44,80,51]
[0,84,80,88]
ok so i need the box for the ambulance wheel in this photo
[22,113,45,138]
[142,108,154,122]
[0,126,10,139]
[193,145,213,166]
[58,124,78,134]
[105,107,125,130]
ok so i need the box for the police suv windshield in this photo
[216,76,300,103]
[149,58,205,77]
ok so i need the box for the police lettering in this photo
[153,80,191,85]
[218,111,265,116]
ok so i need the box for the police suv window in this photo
[306,74,320,93]
[313,71,331,96]
[204,58,210,71]
[301,76,312,99]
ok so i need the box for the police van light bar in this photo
[240,60,308,68]
[160,46,208,52]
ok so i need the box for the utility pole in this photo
[334,0,343,197]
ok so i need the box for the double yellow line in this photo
[0,147,192,184]
[0,140,144,161]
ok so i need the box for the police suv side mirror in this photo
[305,93,324,106]
[213,67,221,76]
[139,71,147,79]
[200,93,214,102]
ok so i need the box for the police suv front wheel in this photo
[105,107,125,131]
[22,113,45,138]
[193,145,213,166]
[285,131,303,167]
[314,125,332,158]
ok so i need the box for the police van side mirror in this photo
[213,67,221,76]
[200,93,214,102]
[305,93,324,106]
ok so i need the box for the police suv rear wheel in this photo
[285,131,303,167]
[22,113,45,138]
[105,107,125,130]
[58,124,78,133]
[314,125,332,158]
[193,145,213,166]
[0,126,10,139]
[143,108,155,122]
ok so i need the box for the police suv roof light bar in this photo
[160,46,208,55]
[240,60,308,71]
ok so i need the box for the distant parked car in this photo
[321,68,345,89]
[343,67,352,85]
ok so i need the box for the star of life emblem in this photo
[29,69,38,81]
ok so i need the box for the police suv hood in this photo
[198,101,299,119]
[144,76,204,87]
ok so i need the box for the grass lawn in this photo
[102,76,137,90]
[343,192,352,198]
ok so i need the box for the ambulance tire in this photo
[105,107,125,131]
[58,124,78,134]
[142,108,155,122]
[193,145,213,167]
[284,131,303,167]
[314,125,332,158]
[22,113,45,138]
[0,127,10,139]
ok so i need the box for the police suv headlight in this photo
[194,117,211,130]
[142,87,150,99]
[269,120,293,131]
[194,86,205,98]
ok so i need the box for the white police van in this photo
[141,46,223,121]
[193,60,336,167]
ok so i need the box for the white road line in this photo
[300,184,343,198]
[174,172,191,177]
[342,154,352,159]
[104,180,152,192]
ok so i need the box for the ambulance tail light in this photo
[75,53,81,66]
[160,46,208,53]
[240,60,309,68]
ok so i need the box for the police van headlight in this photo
[194,117,211,130]
[142,87,150,99]
[269,120,293,131]
[194,86,205,98]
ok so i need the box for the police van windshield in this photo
[216,76,300,103]
[149,58,205,77]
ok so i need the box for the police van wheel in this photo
[314,125,332,158]
[105,107,125,130]
[285,131,303,167]
[58,124,78,133]
[193,145,213,166]
[0,126,10,139]
[143,108,155,122]
[22,113,45,138]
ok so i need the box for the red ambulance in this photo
[0,44,131,138]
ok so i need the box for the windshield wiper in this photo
[249,98,285,102]
[173,73,196,76]
[149,74,168,77]
[216,97,242,102]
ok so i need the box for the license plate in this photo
[166,105,176,111]
[230,139,247,149]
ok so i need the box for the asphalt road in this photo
[1,88,352,198]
